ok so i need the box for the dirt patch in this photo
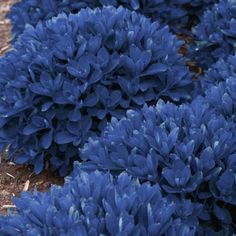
[0,159,64,215]
[0,0,17,55]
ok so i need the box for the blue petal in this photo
[41,130,53,149]
[54,131,75,144]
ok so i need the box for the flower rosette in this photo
[200,55,236,123]
[199,55,236,92]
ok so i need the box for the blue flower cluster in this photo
[78,98,236,232]
[0,7,193,175]
[0,166,203,235]
[8,0,216,38]
[79,99,236,209]
[200,54,236,91]
[0,0,236,234]
[189,54,236,123]
[202,56,236,121]
[190,0,236,68]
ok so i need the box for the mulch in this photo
[0,0,64,215]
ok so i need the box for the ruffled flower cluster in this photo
[80,99,235,186]
[200,54,236,91]
[201,55,236,121]
[79,99,236,231]
[0,0,235,234]
[8,0,216,38]
[0,7,192,175]
[0,167,203,235]
[190,0,236,68]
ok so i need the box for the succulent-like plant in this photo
[0,0,235,234]
[192,54,236,124]
[80,99,236,186]
[0,166,201,235]
[79,99,236,229]
[211,167,236,205]
[8,0,217,39]
[204,77,236,120]
[0,7,193,175]
[199,54,236,91]
[190,0,236,68]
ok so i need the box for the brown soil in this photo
[177,33,202,80]
[0,0,64,215]
[0,158,64,215]
[0,0,17,55]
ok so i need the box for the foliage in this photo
[0,7,193,175]
[8,0,217,38]
[0,0,235,234]
[190,0,236,68]
[205,76,236,121]
[199,54,236,91]
[196,54,236,121]
[79,99,236,231]
[0,167,201,236]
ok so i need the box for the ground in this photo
[0,158,64,215]
[0,0,64,215]
[0,0,15,56]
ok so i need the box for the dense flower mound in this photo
[79,99,236,231]
[205,75,236,121]
[199,54,236,91]
[0,166,203,235]
[194,54,236,120]
[190,0,236,68]
[0,0,235,234]
[0,7,194,175]
[8,0,217,39]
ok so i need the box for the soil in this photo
[0,158,64,215]
[0,0,16,56]
[0,0,64,215]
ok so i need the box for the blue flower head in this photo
[0,7,193,175]
[200,54,236,91]
[190,0,236,68]
[162,159,202,193]
[79,98,236,231]
[205,76,236,120]
[195,54,236,125]
[210,154,236,205]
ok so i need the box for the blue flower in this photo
[162,159,202,193]
[205,76,236,120]
[210,154,236,205]
[199,54,236,91]
[174,198,203,226]
[190,0,236,68]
